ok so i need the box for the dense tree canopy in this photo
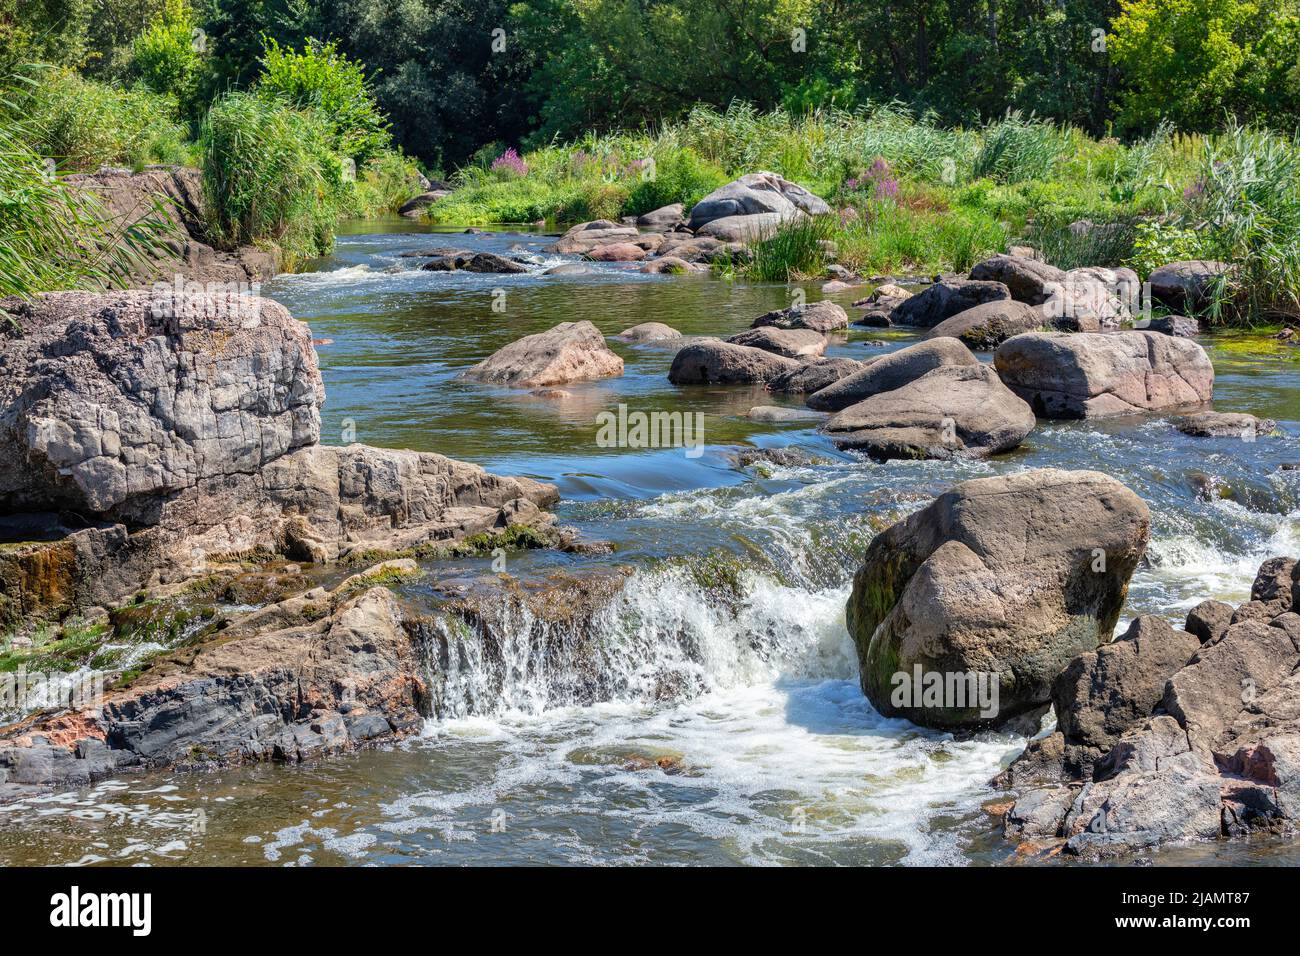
[4,0,1299,169]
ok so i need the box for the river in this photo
[3,220,1299,866]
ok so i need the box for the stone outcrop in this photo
[668,341,801,385]
[846,469,1150,728]
[806,338,979,412]
[821,363,1035,460]
[64,166,280,286]
[0,289,559,627]
[1000,556,1300,859]
[686,172,830,231]
[994,331,1214,418]
[462,321,624,387]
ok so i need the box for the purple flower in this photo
[1182,177,1206,201]
[866,156,899,203]
[491,148,528,177]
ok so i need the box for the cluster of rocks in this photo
[857,253,1228,349]
[538,171,831,271]
[0,286,560,639]
[999,555,1300,859]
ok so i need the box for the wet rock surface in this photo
[1000,556,1300,860]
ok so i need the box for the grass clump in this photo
[199,92,346,269]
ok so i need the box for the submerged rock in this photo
[994,331,1214,418]
[462,320,624,387]
[617,322,682,343]
[421,251,527,273]
[1172,411,1275,438]
[846,468,1150,729]
[821,363,1034,460]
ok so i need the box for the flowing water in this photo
[4,220,1300,866]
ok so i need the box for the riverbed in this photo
[3,220,1299,866]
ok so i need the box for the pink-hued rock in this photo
[463,320,624,387]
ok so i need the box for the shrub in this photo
[21,69,190,170]
[131,0,202,110]
[625,146,727,215]
[257,37,391,163]
[346,149,424,217]
[200,92,345,269]
[0,109,174,297]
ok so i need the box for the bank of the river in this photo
[2,220,1299,866]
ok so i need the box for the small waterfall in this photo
[412,562,858,721]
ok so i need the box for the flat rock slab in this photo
[806,337,978,411]
[994,330,1214,418]
[463,320,624,387]
[725,326,827,359]
[822,363,1035,460]
[1172,410,1276,438]
[926,300,1046,350]
[545,220,641,254]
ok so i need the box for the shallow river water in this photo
[4,220,1300,866]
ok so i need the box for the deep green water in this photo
[3,219,1300,866]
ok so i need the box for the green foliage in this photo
[345,149,424,217]
[971,112,1069,184]
[199,91,344,269]
[0,0,93,74]
[131,0,201,110]
[257,36,391,162]
[744,214,837,282]
[1109,0,1300,133]
[19,68,191,170]
[0,100,174,297]
[833,199,1009,276]
[624,147,728,216]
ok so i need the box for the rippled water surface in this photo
[4,220,1300,866]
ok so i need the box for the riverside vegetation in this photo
[5,0,1300,867]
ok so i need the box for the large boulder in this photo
[668,341,802,385]
[821,363,1035,460]
[695,213,786,242]
[462,321,624,387]
[0,289,560,616]
[1148,260,1233,312]
[806,338,979,412]
[0,290,321,519]
[846,468,1150,728]
[751,300,849,333]
[969,254,1066,304]
[544,220,640,255]
[994,331,1213,418]
[725,326,827,359]
[767,357,869,394]
[1039,267,1135,331]
[925,300,1045,350]
[890,278,1012,328]
[686,171,830,231]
